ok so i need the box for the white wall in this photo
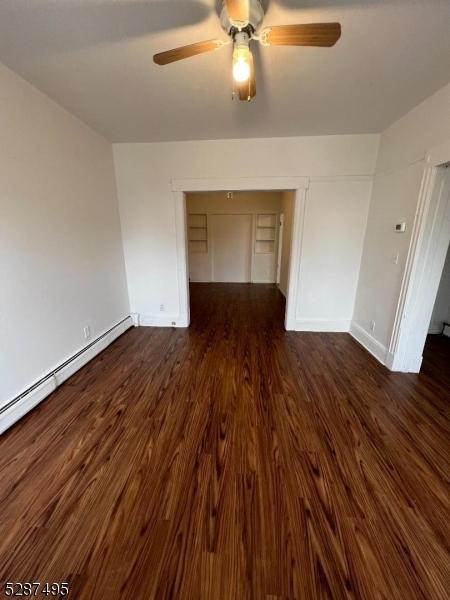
[429,243,450,334]
[352,83,450,361]
[296,180,371,331]
[113,135,378,328]
[0,63,130,406]
[279,191,295,297]
[186,191,282,283]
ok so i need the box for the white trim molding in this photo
[388,144,450,372]
[284,189,307,331]
[173,190,190,327]
[428,139,450,168]
[308,174,373,184]
[0,316,133,435]
[277,284,287,298]
[289,319,351,332]
[350,321,388,366]
[172,176,308,331]
[138,314,188,327]
[171,176,309,192]
[387,164,436,370]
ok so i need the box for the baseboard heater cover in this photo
[0,316,134,435]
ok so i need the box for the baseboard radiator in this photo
[0,316,134,435]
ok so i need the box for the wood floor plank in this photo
[0,284,449,599]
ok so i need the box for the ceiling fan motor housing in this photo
[234,30,250,50]
[220,0,265,38]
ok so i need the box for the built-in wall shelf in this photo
[255,213,276,254]
[256,228,276,241]
[188,213,208,253]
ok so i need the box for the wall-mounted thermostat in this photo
[395,222,406,233]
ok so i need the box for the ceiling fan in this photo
[153,0,341,102]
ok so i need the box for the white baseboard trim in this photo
[286,318,351,332]
[0,316,133,436]
[349,321,388,366]
[428,320,444,335]
[385,351,395,370]
[252,279,277,284]
[138,313,189,328]
[384,348,423,373]
[407,355,423,372]
[189,279,210,283]
[277,284,286,298]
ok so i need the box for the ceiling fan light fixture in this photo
[152,0,342,104]
[233,48,251,82]
[232,32,251,83]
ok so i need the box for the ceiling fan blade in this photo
[237,50,256,102]
[153,39,227,65]
[260,23,341,47]
[224,0,249,25]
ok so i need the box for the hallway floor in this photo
[0,284,448,599]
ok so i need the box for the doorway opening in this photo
[185,190,295,328]
[172,176,308,330]
[422,239,450,380]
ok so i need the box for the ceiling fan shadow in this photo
[0,0,212,59]
[251,42,269,108]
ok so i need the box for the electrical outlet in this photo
[392,252,399,265]
[370,320,376,332]
[160,304,165,312]
[83,325,91,340]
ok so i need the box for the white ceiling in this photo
[0,0,449,142]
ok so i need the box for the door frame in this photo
[387,140,450,372]
[276,213,284,285]
[172,177,309,330]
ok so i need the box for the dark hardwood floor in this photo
[0,283,449,599]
